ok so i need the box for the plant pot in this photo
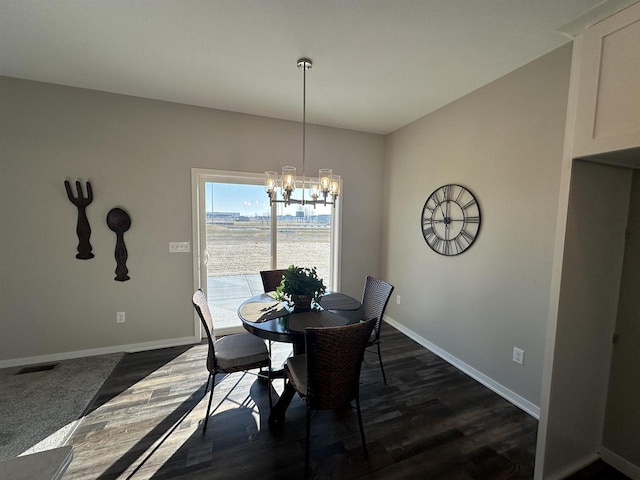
[291,294,313,312]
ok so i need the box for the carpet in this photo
[0,352,123,461]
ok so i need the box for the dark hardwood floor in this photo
[565,460,631,480]
[60,325,620,479]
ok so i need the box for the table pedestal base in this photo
[268,382,297,427]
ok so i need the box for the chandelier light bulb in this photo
[282,166,296,194]
[319,169,332,193]
[265,171,277,193]
[330,175,341,196]
[311,183,320,200]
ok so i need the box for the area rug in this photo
[0,352,123,461]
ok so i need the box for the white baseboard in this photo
[600,447,640,479]
[0,336,198,369]
[384,315,540,419]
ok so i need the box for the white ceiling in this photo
[0,0,631,134]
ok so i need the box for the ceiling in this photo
[0,0,630,134]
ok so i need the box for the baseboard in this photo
[600,447,640,479]
[384,315,540,419]
[0,336,198,369]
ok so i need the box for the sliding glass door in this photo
[192,169,340,336]
[276,204,333,284]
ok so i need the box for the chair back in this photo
[362,276,394,340]
[304,318,376,410]
[260,269,288,293]
[193,289,216,371]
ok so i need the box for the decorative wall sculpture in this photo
[64,180,94,259]
[106,208,131,282]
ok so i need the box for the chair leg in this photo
[203,373,215,433]
[355,395,368,458]
[376,342,387,385]
[305,406,311,478]
[203,372,212,397]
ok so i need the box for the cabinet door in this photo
[573,1,640,158]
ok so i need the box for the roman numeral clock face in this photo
[421,184,481,256]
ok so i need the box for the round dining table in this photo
[237,291,363,425]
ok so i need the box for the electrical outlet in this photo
[116,312,126,323]
[169,242,191,253]
[513,347,524,365]
[396,295,401,305]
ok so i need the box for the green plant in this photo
[275,265,326,306]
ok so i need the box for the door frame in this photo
[191,167,342,340]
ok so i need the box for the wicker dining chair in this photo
[259,269,288,293]
[192,289,272,433]
[362,276,394,384]
[286,318,377,478]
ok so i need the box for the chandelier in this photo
[265,58,340,208]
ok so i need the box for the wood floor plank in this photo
[62,326,546,479]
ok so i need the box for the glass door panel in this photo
[276,203,333,290]
[205,181,272,331]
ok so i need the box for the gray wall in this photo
[1,44,574,414]
[0,76,385,363]
[381,45,572,408]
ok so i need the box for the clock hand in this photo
[445,201,450,242]
[445,210,451,241]
[443,185,451,218]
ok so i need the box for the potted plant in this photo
[275,265,326,311]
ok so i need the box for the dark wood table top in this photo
[238,292,363,346]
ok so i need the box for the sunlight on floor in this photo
[69,345,284,479]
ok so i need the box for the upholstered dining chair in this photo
[285,318,377,478]
[362,276,394,384]
[192,288,272,433]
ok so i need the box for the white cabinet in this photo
[573,1,640,158]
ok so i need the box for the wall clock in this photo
[421,184,481,256]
